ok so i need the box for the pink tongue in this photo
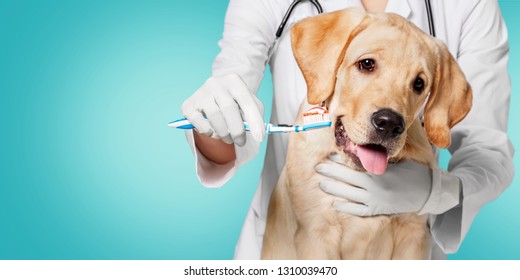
[356,145,388,175]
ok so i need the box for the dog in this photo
[261,8,472,259]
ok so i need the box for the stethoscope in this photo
[276,0,436,38]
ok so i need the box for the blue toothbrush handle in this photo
[168,118,195,129]
[168,117,331,133]
[168,117,253,131]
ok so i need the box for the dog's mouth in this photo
[335,118,389,175]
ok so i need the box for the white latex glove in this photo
[316,153,461,216]
[181,74,265,146]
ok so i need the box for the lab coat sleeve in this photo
[185,0,286,188]
[429,0,514,253]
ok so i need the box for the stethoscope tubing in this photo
[425,0,436,37]
[276,0,435,38]
[276,0,323,38]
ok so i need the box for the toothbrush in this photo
[168,106,332,134]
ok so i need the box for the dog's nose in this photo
[371,109,405,139]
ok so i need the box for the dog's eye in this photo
[358,59,375,72]
[413,77,424,93]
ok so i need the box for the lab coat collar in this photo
[349,0,411,19]
[385,0,412,19]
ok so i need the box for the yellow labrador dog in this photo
[261,8,472,260]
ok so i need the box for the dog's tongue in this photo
[356,145,388,175]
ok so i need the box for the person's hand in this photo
[316,154,436,216]
[181,74,265,146]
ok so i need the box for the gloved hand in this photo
[316,153,461,216]
[181,74,265,146]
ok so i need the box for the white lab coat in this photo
[185,0,514,259]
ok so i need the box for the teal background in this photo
[0,0,518,260]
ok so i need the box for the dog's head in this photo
[291,8,472,174]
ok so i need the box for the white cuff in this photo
[185,130,260,188]
[419,168,461,215]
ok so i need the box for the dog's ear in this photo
[424,41,472,148]
[291,8,366,105]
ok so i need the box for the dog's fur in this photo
[261,8,472,259]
